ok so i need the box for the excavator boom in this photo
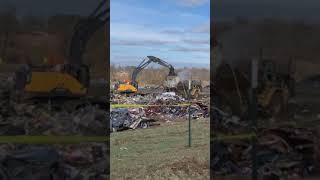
[69,0,109,65]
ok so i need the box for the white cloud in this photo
[110,1,209,66]
[111,22,210,48]
[111,23,180,44]
[112,39,174,46]
[183,39,209,45]
[171,46,210,52]
[190,21,210,33]
[177,0,209,6]
[161,29,186,35]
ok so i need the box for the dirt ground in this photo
[110,119,210,180]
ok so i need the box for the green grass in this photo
[111,119,209,180]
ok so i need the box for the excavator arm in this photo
[131,56,177,88]
[69,0,109,65]
[66,0,109,88]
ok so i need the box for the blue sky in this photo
[110,0,210,68]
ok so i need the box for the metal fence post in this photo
[251,59,258,180]
[188,105,191,147]
[188,79,192,148]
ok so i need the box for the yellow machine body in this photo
[24,72,87,96]
[190,87,201,98]
[116,83,137,93]
[258,86,289,108]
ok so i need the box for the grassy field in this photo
[110,119,209,180]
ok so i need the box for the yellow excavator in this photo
[115,56,203,98]
[14,0,109,97]
[115,56,180,94]
[213,55,295,118]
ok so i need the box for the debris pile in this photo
[110,108,134,131]
[212,127,319,179]
[155,92,185,102]
[0,143,108,180]
[0,103,108,135]
[1,73,107,135]
[0,73,108,178]
[212,96,320,179]
[110,92,209,132]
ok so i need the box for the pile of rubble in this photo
[0,102,107,135]
[0,143,108,179]
[213,126,319,179]
[212,104,320,179]
[0,73,108,135]
[110,92,209,132]
[0,73,108,178]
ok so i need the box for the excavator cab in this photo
[65,64,90,89]
[115,80,138,93]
